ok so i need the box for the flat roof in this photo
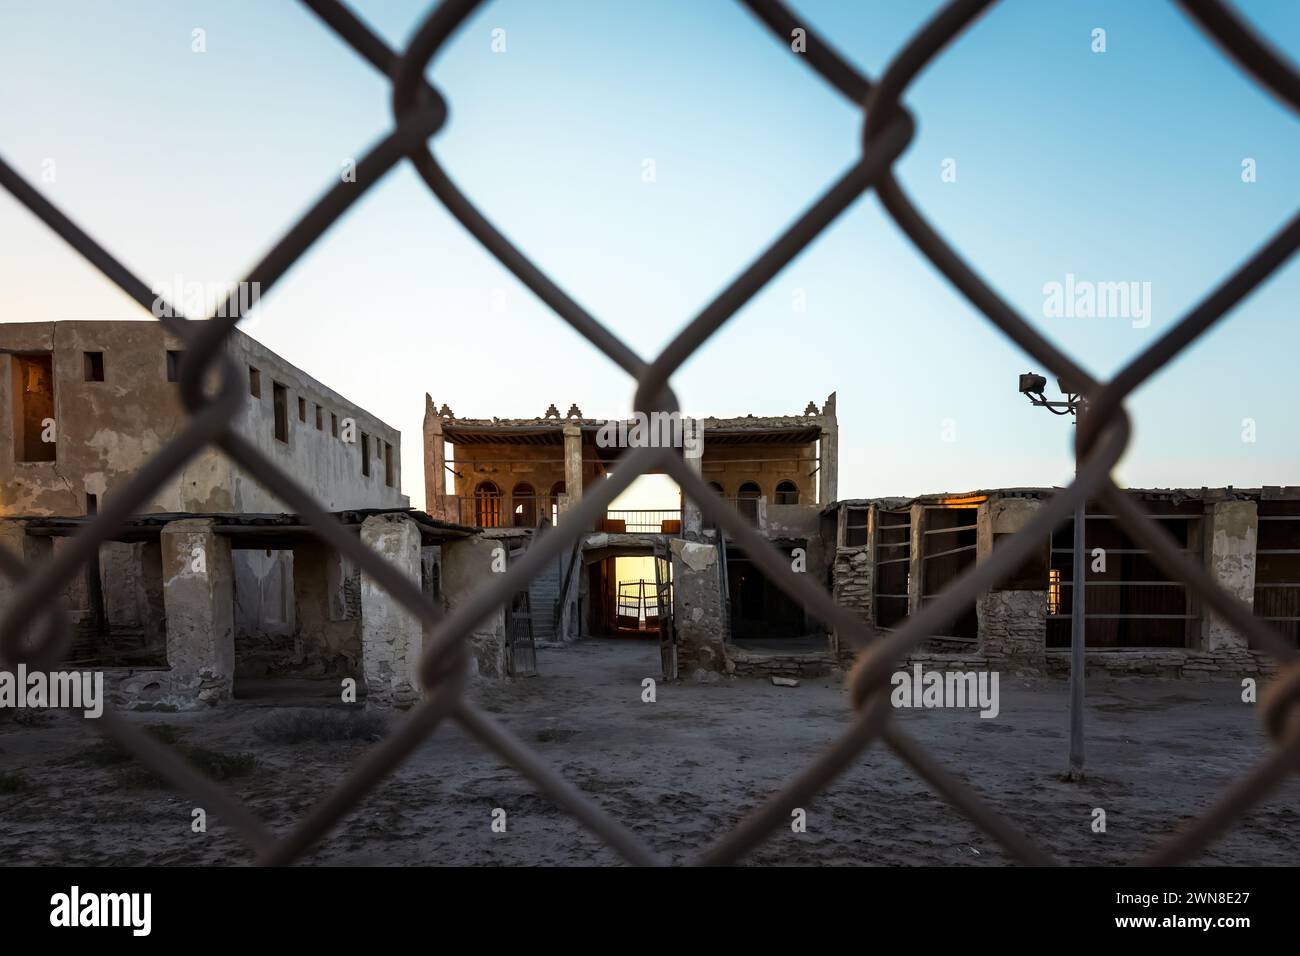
[825,486,1300,513]
[15,508,477,546]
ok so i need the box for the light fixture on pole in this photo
[1019,372,1087,780]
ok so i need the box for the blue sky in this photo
[3,0,1299,506]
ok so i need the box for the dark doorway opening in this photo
[1047,502,1201,648]
[726,543,806,643]
[1255,500,1300,646]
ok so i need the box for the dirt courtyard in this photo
[1,638,1296,866]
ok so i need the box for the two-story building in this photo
[1,320,414,705]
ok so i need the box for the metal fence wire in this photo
[3,0,1300,867]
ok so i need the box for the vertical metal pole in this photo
[1068,406,1086,778]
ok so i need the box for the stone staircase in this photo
[527,552,562,643]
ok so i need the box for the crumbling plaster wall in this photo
[440,533,509,677]
[832,547,872,645]
[1204,499,1256,653]
[0,322,232,516]
[227,331,406,513]
[160,518,235,707]
[359,514,424,706]
[975,497,1048,672]
[670,537,728,674]
[0,322,405,518]
[232,549,294,643]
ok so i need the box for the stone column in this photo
[440,534,509,677]
[360,514,424,706]
[423,394,448,519]
[670,537,728,674]
[1203,499,1257,653]
[818,392,838,506]
[562,424,583,517]
[682,434,704,540]
[160,518,235,706]
[907,502,926,615]
[976,497,1048,672]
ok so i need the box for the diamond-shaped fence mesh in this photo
[2,0,1299,867]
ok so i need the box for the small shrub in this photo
[253,709,388,744]
[72,725,255,789]
[76,724,187,767]
[0,771,27,794]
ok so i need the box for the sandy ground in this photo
[1,638,1296,866]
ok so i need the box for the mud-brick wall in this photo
[972,497,1048,671]
[832,546,872,629]
[977,590,1047,672]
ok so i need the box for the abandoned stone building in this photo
[421,393,1297,684]
[0,320,415,706]
[421,394,841,678]
[4,324,1294,712]
[828,487,1297,679]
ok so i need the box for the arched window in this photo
[511,482,536,527]
[737,481,762,522]
[474,481,501,528]
[775,480,799,505]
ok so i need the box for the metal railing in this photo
[601,510,682,534]
[1,0,1298,867]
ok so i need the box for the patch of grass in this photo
[71,724,256,789]
[0,771,28,794]
[146,724,187,745]
[534,727,578,744]
[76,724,187,768]
[118,743,258,789]
[177,746,257,781]
[253,708,388,745]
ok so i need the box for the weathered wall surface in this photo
[440,534,508,678]
[359,514,424,706]
[0,321,405,518]
[230,331,406,513]
[975,497,1047,670]
[279,541,360,678]
[832,546,872,635]
[0,322,231,516]
[160,518,234,707]
[232,549,294,645]
[670,538,728,673]
[1044,648,1278,679]
[1203,499,1257,653]
[977,590,1047,672]
[93,540,166,662]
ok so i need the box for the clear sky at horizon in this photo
[3,0,1299,507]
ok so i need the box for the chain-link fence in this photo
[2,0,1299,867]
